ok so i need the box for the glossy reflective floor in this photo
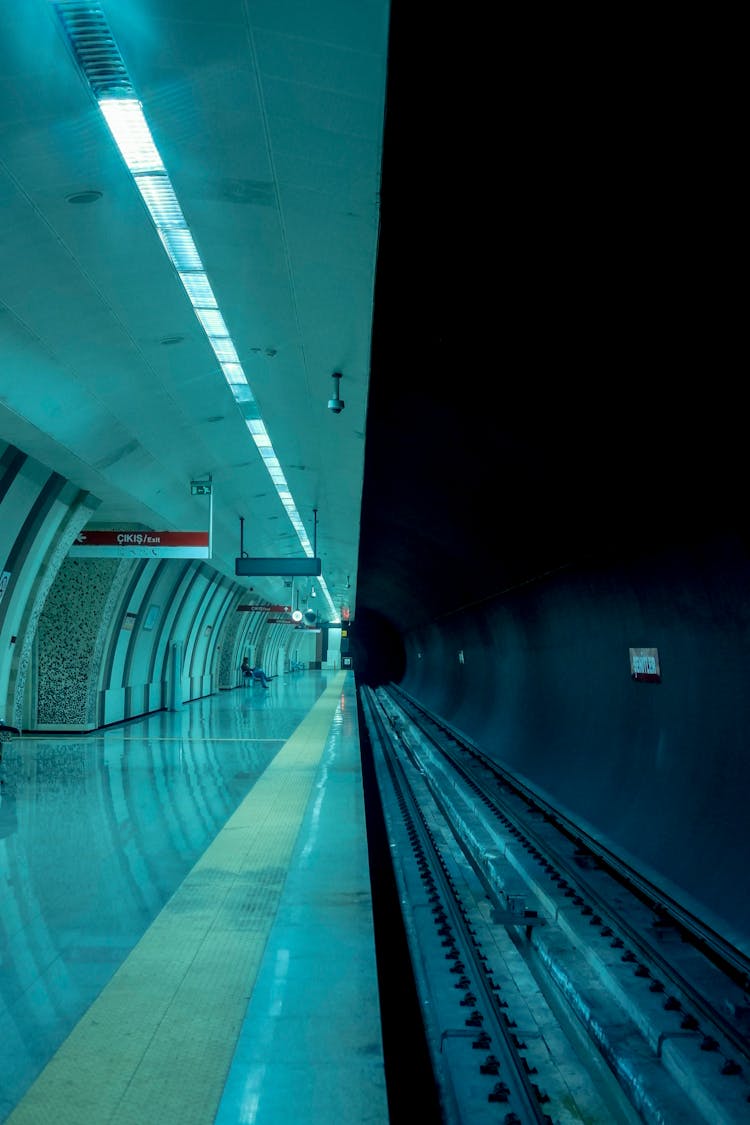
[0,670,386,1124]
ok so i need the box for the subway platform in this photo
[0,669,387,1125]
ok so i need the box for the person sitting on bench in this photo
[251,666,273,687]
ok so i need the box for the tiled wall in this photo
[36,558,127,727]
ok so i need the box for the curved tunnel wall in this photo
[400,531,750,951]
[1,440,307,732]
[28,556,245,730]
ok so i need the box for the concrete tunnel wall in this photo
[400,530,750,954]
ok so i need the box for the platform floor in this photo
[0,670,387,1125]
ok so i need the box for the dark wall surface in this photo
[398,531,750,952]
[358,4,742,642]
[354,8,745,949]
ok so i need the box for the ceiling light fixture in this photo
[52,0,339,622]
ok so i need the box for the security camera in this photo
[328,371,345,414]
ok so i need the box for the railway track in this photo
[359,684,750,1124]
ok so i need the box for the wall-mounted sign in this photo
[629,647,661,683]
[69,531,211,558]
[122,612,137,632]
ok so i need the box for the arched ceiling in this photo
[0,0,390,623]
[1,4,740,649]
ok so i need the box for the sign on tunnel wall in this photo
[69,531,211,558]
[629,647,661,683]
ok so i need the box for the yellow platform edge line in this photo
[7,672,347,1125]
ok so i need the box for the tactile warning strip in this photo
[7,672,347,1125]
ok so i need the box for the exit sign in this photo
[191,481,212,495]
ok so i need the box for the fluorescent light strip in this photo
[52,1,340,622]
[134,174,185,226]
[233,384,255,404]
[99,99,163,172]
[158,228,202,271]
[221,363,245,384]
[195,309,230,337]
[180,273,218,308]
[210,338,239,364]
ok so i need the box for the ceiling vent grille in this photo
[53,2,133,99]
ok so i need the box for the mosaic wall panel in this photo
[218,595,244,688]
[36,559,126,725]
[8,483,99,729]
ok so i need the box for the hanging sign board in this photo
[69,531,211,558]
[235,557,321,576]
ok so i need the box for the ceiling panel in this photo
[0,0,391,619]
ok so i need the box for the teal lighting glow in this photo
[210,338,239,364]
[232,384,255,404]
[98,99,164,173]
[195,309,229,337]
[52,0,339,622]
[134,176,185,226]
[158,229,202,271]
[179,273,218,308]
[221,363,246,384]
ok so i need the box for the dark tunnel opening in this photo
[350,608,406,687]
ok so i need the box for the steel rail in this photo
[361,686,555,1124]
[382,684,750,1117]
[388,683,750,993]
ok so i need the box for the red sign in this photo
[69,530,210,558]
